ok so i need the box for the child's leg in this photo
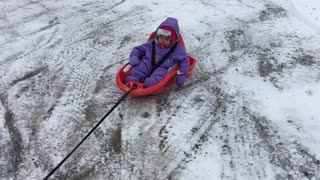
[125,72,144,83]
[144,67,167,88]
[125,62,151,84]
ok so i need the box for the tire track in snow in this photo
[245,109,320,180]
[165,89,320,180]
[0,1,58,45]
[163,86,227,179]
[0,95,23,178]
[215,101,267,180]
[10,67,47,86]
[96,0,127,15]
[0,100,14,179]
[0,51,24,66]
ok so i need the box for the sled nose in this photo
[126,82,144,89]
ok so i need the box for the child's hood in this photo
[157,17,180,40]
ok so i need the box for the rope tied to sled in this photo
[43,87,134,180]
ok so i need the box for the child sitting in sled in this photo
[125,17,190,88]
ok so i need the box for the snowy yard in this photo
[0,0,320,179]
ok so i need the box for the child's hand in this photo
[176,74,186,87]
[129,56,140,67]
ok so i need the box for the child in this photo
[125,17,190,88]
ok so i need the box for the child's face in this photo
[158,35,171,47]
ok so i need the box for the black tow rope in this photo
[43,88,134,180]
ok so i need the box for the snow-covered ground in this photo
[289,0,320,34]
[0,0,320,179]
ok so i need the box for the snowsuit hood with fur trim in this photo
[156,17,180,43]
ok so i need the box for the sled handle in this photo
[121,63,132,73]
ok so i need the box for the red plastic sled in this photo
[116,32,197,96]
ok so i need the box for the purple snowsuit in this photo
[125,17,190,88]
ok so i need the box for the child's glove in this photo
[176,71,187,87]
[129,56,140,67]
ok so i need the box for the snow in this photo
[288,0,320,34]
[1,0,320,179]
